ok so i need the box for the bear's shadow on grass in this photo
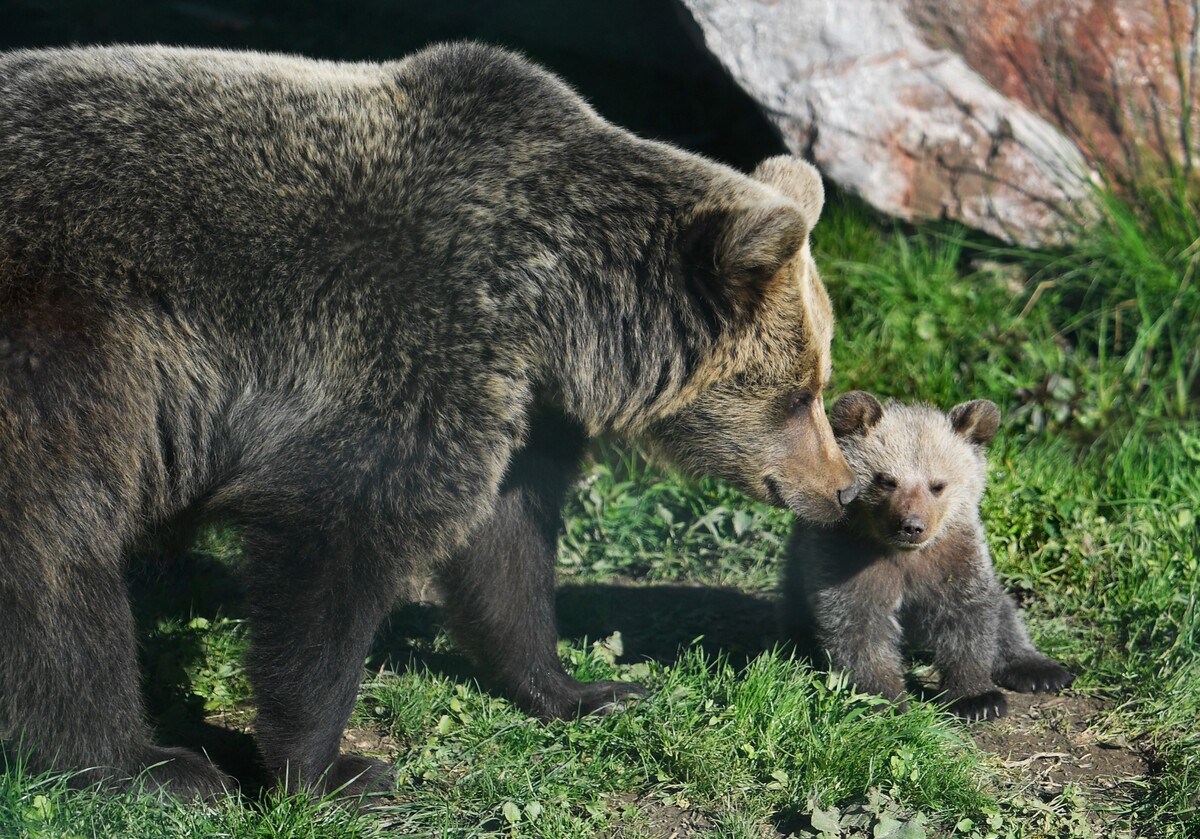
[371,581,780,674]
[557,581,779,665]
[128,548,779,794]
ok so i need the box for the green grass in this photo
[3,178,1197,837]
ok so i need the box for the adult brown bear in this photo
[0,42,852,797]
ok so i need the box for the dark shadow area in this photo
[557,582,779,666]
[128,546,238,720]
[369,581,780,675]
[126,542,271,797]
[369,600,476,683]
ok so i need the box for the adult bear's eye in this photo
[788,389,814,414]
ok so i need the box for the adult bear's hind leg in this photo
[240,516,400,797]
[0,524,233,798]
[0,306,231,799]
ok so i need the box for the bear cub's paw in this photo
[994,657,1075,694]
[316,754,395,801]
[945,690,1008,722]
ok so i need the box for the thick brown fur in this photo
[0,43,854,798]
[782,392,1073,721]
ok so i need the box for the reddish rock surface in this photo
[909,0,1198,179]
[677,0,1097,245]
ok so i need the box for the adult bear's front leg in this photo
[437,409,646,720]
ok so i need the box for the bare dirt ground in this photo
[969,692,1148,796]
[603,792,716,838]
[966,690,1151,838]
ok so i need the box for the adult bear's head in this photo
[641,156,857,524]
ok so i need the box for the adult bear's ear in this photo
[679,199,808,328]
[830,391,883,438]
[949,399,1001,446]
[752,156,824,230]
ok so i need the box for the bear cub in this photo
[782,391,1073,720]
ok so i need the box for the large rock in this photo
[676,0,1098,245]
[909,0,1197,180]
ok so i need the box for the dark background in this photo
[0,0,786,170]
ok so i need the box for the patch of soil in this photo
[603,791,716,839]
[967,691,1149,797]
[341,726,401,757]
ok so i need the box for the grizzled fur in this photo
[782,392,1073,721]
[0,43,854,798]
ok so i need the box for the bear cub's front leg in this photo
[919,578,1073,720]
[990,593,1075,694]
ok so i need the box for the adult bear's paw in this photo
[131,746,236,801]
[318,754,394,800]
[530,678,647,720]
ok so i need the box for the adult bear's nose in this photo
[836,478,858,507]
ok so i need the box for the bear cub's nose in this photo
[898,515,926,540]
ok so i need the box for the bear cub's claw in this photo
[994,657,1075,694]
[946,690,1008,722]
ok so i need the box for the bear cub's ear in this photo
[830,391,883,438]
[949,399,1001,446]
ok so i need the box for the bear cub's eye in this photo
[930,481,946,495]
[875,473,898,490]
[787,389,814,415]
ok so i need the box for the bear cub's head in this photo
[828,391,1000,550]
